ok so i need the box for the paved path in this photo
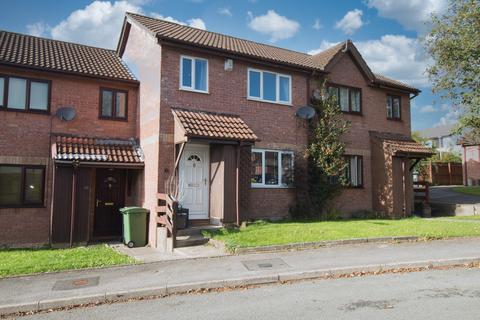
[20,268,480,320]
[430,186,480,205]
[1,237,480,316]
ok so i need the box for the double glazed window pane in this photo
[24,168,43,203]
[0,166,22,205]
[345,156,362,187]
[8,78,27,110]
[29,81,49,111]
[194,59,207,91]
[251,152,263,183]
[0,77,4,106]
[339,87,349,111]
[102,90,113,117]
[249,71,261,98]
[393,98,400,118]
[262,72,276,102]
[265,151,279,185]
[279,76,290,102]
[116,92,126,118]
[281,153,294,187]
[350,90,360,112]
[182,58,193,88]
[387,96,393,118]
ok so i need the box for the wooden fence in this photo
[157,193,178,251]
[419,162,463,186]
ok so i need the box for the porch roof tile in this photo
[53,135,144,164]
[371,131,434,157]
[172,108,258,142]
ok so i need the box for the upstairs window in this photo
[387,95,401,120]
[100,88,128,120]
[328,85,361,113]
[251,149,294,188]
[0,165,45,207]
[180,56,208,93]
[0,76,50,112]
[248,69,291,105]
[344,155,363,187]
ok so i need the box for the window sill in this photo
[247,97,292,107]
[179,87,209,95]
[99,116,128,122]
[387,118,402,122]
[342,185,364,189]
[341,111,362,116]
[251,185,295,189]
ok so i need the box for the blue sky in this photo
[0,0,456,131]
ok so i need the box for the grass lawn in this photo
[452,186,480,196]
[446,215,480,220]
[0,245,136,278]
[204,217,480,250]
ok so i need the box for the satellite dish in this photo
[56,107,76,121]
[296,106,316,120]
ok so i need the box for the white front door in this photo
[179,144,209,219]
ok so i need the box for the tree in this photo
[425,0,480,135]
[292,83,350,219]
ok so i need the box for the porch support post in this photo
[235,143,240,226]
[69,162,79,247]
[174,142,186,172]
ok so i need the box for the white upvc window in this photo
[179,55,208,93]
[251,149,294,188]
[247,68,292,105]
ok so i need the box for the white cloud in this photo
[312,18,322,30]
[27,1,206,49]
[247,10,300,42]
[218,8,232,17]
[436,108,460,126]
[366,0,447,33]
[420,105,436,113]
[26,22,49,37]
[308,35,431,87]
[335,9,363,35]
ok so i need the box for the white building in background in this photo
[419,123,462,157]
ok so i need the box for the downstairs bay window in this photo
[251,149,294,188]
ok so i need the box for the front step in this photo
[175,225,223,248]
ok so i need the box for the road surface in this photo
[19,267,480,320]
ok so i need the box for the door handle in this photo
[96,199,101,207]
[204,178,207,186]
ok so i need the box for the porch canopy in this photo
[172,108,258,145]
[52,134,144,168]
[371,131,434,159]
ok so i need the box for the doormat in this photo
[53,276,100,291]
[241,258,290,271]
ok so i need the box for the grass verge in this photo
[204,217,480,251]
[452,186,480,196]
[0,244,136,278]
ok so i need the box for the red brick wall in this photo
[159,45,309,220]
[0,66,138,246]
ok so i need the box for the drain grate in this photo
[53,276,100,291]
[242,258,290,271]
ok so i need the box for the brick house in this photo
[117,13,432,248]
[1,12,432,248]
[0,31,142,247]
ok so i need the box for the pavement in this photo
[1,237,480,316]
[19,267,480,320]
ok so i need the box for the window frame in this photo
[179,55,209,94]
[0,164,46,208]
[251,149,295,188]
[387,94,402,120]
[0,74,51,114]
[247,68,292,105]
[99,87,129,121]
[344,155,364,188]
[327,83,362,115]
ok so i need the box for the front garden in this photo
[452,187,480,196]
[0,244,136,278]
[204,217,480,251]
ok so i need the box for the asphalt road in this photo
[17,267,480,320]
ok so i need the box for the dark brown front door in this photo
[93,168,125,238]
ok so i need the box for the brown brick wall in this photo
[0,66,138,246]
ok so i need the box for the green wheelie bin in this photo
[119,207,149,248]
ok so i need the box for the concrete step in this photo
[176,225,222,237]
[176,234,210,248]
